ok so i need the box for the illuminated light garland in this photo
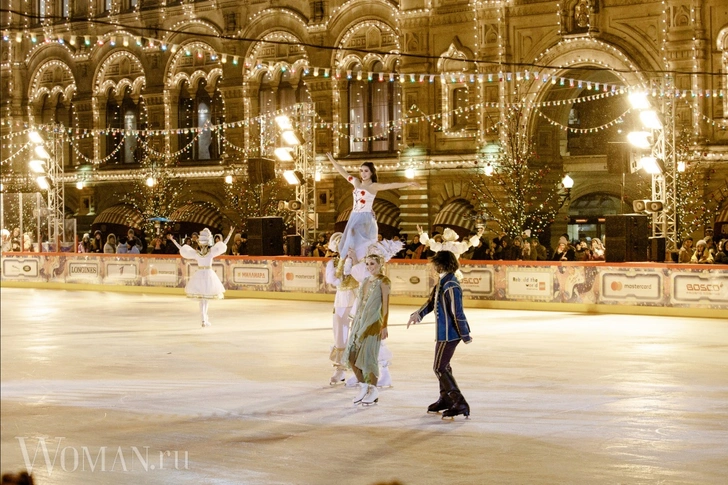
[534,107,632,133]
[0,141,32,165]
[700,113,728,129]
[69,135,127,165]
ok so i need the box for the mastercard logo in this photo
[285,272,294,281]
[610,281,622,291]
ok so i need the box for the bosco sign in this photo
[671,274,728,305]
[459,267,494,296]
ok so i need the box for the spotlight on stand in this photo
[28,159,46,173]
[627,131,653,149]
[35,176,50,190]
[638,156,664,174]
[281,129,305,146]
[283,170,304,185]
[274,147,295,162]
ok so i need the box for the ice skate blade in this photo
[441,414,469,420]
[329,379,345,386]
[361,399,378,406]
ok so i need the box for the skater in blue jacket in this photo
[407,250,472,419]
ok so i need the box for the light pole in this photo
[273,103,316,245]
[28,126,65,249]
[626,84,678,257]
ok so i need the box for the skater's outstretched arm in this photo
[371,180,420,192]
[223,226,234,245]
[327,153,356,184]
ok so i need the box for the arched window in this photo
[178,80,222,161]
[348,61,400,154]
[106,88,140,164]
[106,90,122,164]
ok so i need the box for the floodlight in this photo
[627,131,652,149]
[76,181,84,190]
[35,176,50,190]
[274,147,295,162]
[224,175,233,184]
[639,110,662,130]
[628,91,651,110]
[405,168,415,179]
[28,131,44,144]
[281,129,304,146]
[639,156,664,174]
[34,145,51,159]
[283,170,304,185]
[275,115,293,130]
[28,159,46,173]
[146,176,156,187]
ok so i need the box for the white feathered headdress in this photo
[420,227,479,259]
[365,238,404,263]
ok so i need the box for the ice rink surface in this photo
[1,287,727,485]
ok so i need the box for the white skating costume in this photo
[338,183,378,261]
[420,228,480,280]
[325,232,368,385]
[173,227,232,327]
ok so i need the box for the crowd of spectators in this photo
[1,224,726,265]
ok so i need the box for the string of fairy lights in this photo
[1,3,725,170]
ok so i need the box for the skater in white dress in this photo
[326,153,419,262]
[172,227,233,327]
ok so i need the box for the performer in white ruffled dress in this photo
[172,227,233,327]
[418,225,481,280]
[327,153,419,262]
[325,232,369,385]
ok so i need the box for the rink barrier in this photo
[1,253,727,318]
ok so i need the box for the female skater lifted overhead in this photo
[326,153,419,262]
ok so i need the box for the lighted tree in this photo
[469,105,564,239]
[120,154,190,236]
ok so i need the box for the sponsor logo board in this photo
[459,267,494,296]
[671,274,728,304]
[282,265,318,289]
[67,261,100,282]
[388,266,430,294]
[506,269,552,299]
[600,272,662,301]
[104,262,139,282]
[232,265,271,285]
[146,261,179,285]
[2,258,40,278]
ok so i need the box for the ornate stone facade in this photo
[1,0,726,247]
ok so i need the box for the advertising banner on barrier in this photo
[388,266,430,296]
[66,260,101,283]
[671,273,728,305]
[600,271,662,302]
[104,261,139,284]
[282,264,319,290]
[1,257,40,279]
[231,265,271,286]
[505,268,552,300]
[145,261,179,286]
[460,267,495,297]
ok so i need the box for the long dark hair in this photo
[361,162,378,183]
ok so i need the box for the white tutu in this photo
[185,269,225,299]
[339,211,378,260]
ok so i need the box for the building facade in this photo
[1,0,727,251]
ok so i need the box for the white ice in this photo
[1,288,727,484]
